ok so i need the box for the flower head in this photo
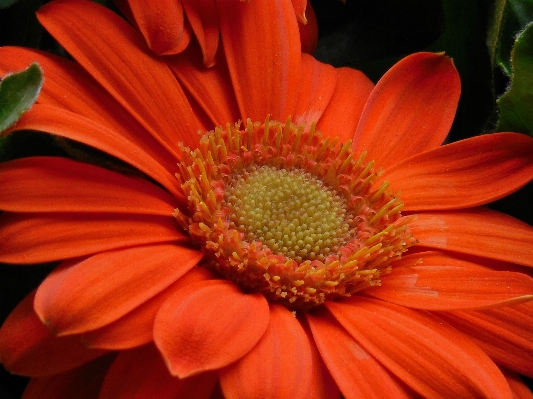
[1,0,533,398]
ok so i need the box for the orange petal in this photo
[125,0,185,55]
[353,52,460,169]
[220,304,313,399]
[0,291,107,377]
[82,267,214,350]
[0,47,178,174]
[154,280,269,378]
[382,132,533,210]
[37,0,206,151]
[316,67,374,143]
[292,0,308,23]
[34,244,202,336]
[0,212,185,264]
[99,345,217,399]
[298,0,318,54]
[410,208,533,267]
[182,0,219,67]
[440,302,533,378]
[327,298,513,399]
[216,0,301,121]
[366,252,533,310]
[502,369,533,399]
[293,54,337,131]
[168,45,240,128]
[0,157,176,215]
[306,308,411,399]
[22,355,114,399]
[7,104,182,199]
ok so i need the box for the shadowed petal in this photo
[382,133,533,210]
[410,208,533,267]
[34,244,203,336]
[37,0,206,152]
[217,0,301,121]
[439,302,533,377]
[366,251,533,310]
[154,280,269,378]
[182,0,219,67]
[293,54,337,130]
[306,308,411,399]
[168,46,239,128]
[7,104,182,198]
[220,304,313,399]
[21,355,114,399]
[0,212,185,264]
[353,52,460,169]
[0,157,177,215]
[502,369,533,399]
[0,292,107,377]
[316,67,374,143]
[327,298,513,399]
[99,345,217,399]
[82,267,214,350]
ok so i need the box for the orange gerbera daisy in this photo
[1,0,533,398]
[117,0,318,64]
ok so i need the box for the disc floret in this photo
[175,119,416,309]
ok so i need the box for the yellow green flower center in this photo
[175,119,416,310]
[225,166,353,263]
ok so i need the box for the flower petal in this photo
[217,0,301,121]
[99,345,217,399]
[382,132,533,210]
[305,327,341,399]
[7,104,182,198]
[21,355,114,399]
[316,67,374,143]
[81,267,214,350]
[353,52,460,169]
[366,251,533,310]
[293,54,337,130]
[327,297,513,399]
[0,46,177,172]
[168,46,240,128]
[298,1,318,54]
[34,244,202,336]
[182,0,219,67]
[440,302,533,377]
[0,157,176,215]
[410,208,533,267]
[502,369,533,399]
[306,308,411,399]
[154,280,270,378]
[125,0,185,55]
[220,304,313,399]
[0,212,184,264]
[37,0,206,151]
[0,291,107,377]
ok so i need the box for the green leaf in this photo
[488,0,533,76]
[496,21,533,135]
[0,0,19,9]
[0,63,43,134]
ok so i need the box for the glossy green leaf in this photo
[0,63,43,134]
[496,21,533,135]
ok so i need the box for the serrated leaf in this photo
[0,63,43,134]
[496,21,533,135]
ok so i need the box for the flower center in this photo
[175,119,416,310]
[225,166,352,263]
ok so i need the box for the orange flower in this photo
[117,0,317,64]
[1,0,533,397]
